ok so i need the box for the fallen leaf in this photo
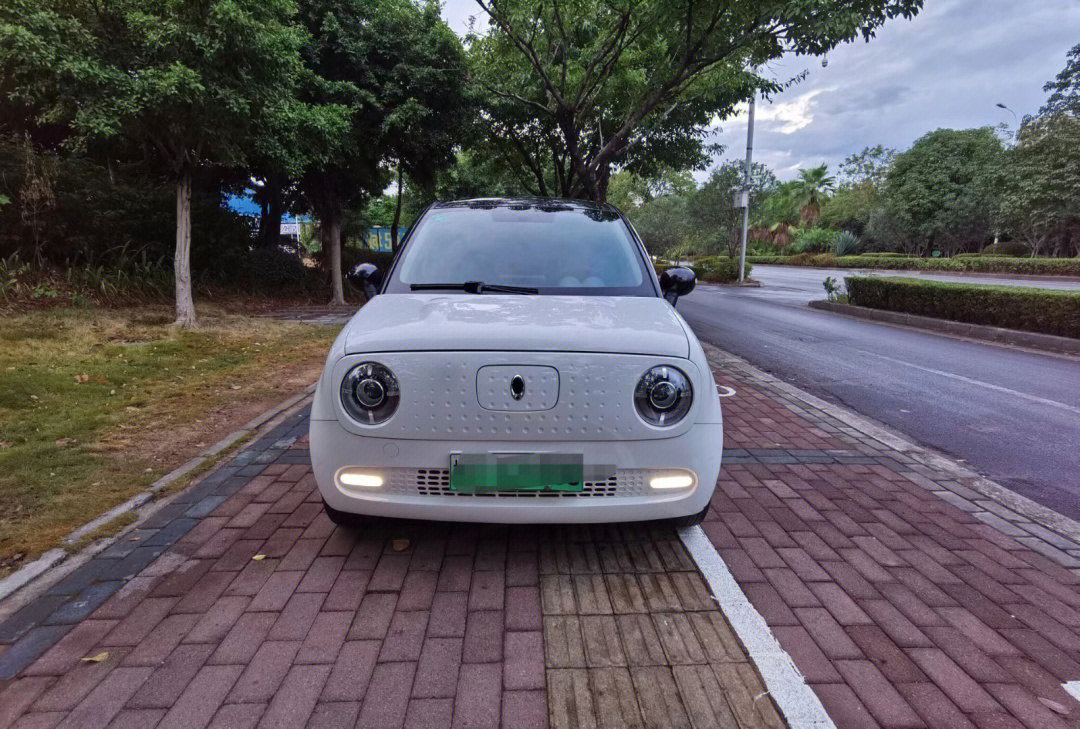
[0,441,11,448]
[252,554,266,561]
[391,539,410,552]
[1038,697,1069,716]
[55,438,72,448]
[75,373,89,383]
[81,652,109,663]
[230,384,241,390]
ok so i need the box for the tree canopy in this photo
[468,0,923,202]
[999,44,1080,257]
[882,127,1005,256]
[1040,42,1080,116]
[1,0,310,324]
[295,0,469,302]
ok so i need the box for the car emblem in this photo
[510,375,525,400]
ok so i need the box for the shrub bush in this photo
[981,241,1030,257]
[845,276,1080,339]
[662,256,751,283]
[747,240,783,256]
[745,254,1080,276]
[240,245,324,293]
[791,228,839,254]
[833,231,861,256]
[788,253,838,267]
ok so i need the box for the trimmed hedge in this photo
[981,242,1029,257]
[691,256,752,282]
[656,256,752,283]
[844,276,1080,339]
[746,254,1080,276]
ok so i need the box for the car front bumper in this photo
[309,419,722,524]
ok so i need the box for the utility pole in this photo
[738,92,756,283]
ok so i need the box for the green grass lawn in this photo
[0,304,341,575]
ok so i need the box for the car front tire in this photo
[669,504,710,528]
[322,499,366,528]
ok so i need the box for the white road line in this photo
[854,349,1080,416]
[1064,681,1080,703]
[678,526,837,729]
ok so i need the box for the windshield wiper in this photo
[410,281,539,294]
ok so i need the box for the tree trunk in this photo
[260,175,285,248]
[391,165,403,253]
[174,171,197,327]
[325,208,344,306]
[258,197,270,247]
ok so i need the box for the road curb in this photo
[0,385,316,607]
[702,341,1080,568]
[807,299,1080,356]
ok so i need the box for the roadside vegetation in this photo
[654,256,753,284]
[661,252,1080,280]
[745,253,1080,276]
[616,45,1080,267]
[0,306,340,574]
[844,277,1080,339]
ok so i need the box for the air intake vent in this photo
[384,468,650,498]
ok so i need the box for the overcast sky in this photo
[441,1,1080,180]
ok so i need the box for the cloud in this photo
[754,89,831,134]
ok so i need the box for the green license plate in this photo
[449,453,584,493]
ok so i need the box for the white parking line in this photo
[678,525,837,729]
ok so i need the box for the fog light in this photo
[649,472,695,490]
[337,469,384,490]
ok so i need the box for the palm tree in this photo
[793,165,836,226]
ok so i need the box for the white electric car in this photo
[309,198,722,526]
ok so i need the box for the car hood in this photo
[342,294,690,358]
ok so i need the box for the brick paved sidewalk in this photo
[0,408,783,729]
[704,347,1080,729]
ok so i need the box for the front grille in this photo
[383,468,650,498]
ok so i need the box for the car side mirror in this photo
[659,266,695,306]
[347,262,382,300]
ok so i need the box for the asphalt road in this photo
[679,265,1080,521]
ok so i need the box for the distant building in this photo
[226,193,405,248]
[225,193,313,241]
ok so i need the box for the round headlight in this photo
[341,362,399,424]
[634,366,692,426]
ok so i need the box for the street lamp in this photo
[737,92,755,283]
[995,102,1018,124]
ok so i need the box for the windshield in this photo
[384,201,657,296]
